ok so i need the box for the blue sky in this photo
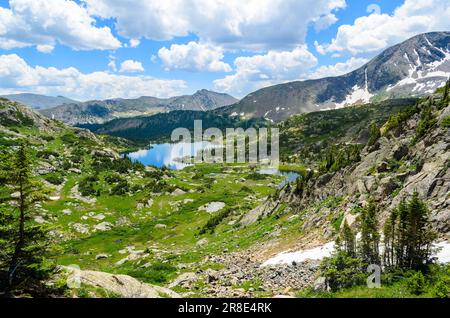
[0,0,448,100]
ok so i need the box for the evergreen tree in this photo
[295,177,304,196]
[383,207,398,268]
[416,98,437,140]
[367,122,381,147]
[441,78,449,108]
[0,143,53,296]
[405,191,436,269]
[359,198,380,265]
[340,220,356,258]
[395,199,409,267]
[384,193,436,270]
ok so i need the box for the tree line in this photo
[321,193,437,292]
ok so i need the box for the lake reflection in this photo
[127,141,220,170]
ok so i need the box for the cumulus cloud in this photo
[84,0,345,50]
[0,54,187,100]
[313,13,339,32]
[316,0,450,55]
[158,42,231,73]
[119,60,145,73]
[214,46,318,96]
[36,45,55,54]
[129,39,140,48]
[0,0,121,51]
[309,57,369,79]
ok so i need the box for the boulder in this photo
[168,272,198,288]
[196,238,209,246]
[64,267,179,298]
[392,143,409,161]
[377,161,389,173]
[94,222,112,231]
[171,188,186,196]
[313,276,328,292]
[92,214,105,221]
[72,223,89,234]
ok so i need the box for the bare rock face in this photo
[240,199,279,226]
[282,98,450,237]
[64,267,180,298]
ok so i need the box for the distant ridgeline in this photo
[79,98,418,151]
[78,110,268,143]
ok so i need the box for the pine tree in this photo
[406,191,436,269]
[439,78,450,109]
[341,220,356,258]
[383,207,398,268]
[359,198,380,265]
[367,122,381,147]
[395,199,409,267]
[385,193,436,270]
[0,143,53,295]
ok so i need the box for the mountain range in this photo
[39,89,238,125]
[221,32,450,122]
[0,93,78,109]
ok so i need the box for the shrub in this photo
[110,179,129,196]
[246,172,266,180]
[199,208,232,234]
[145,180,174,193]
[36,149,59,159]
[144,169,164,180]
[61,133,78,144]
[127,262,176,284]
[78,176,98,197]
[441,116,450,128]
[319,251,365,292]
[406,271,425,295]
[239,186,254,194]
[104,173,123,185]
[41,135,54,142]
[367,122,380,147]
[433,279,450,298]
[415,102,437,140]
[44,172,64,185]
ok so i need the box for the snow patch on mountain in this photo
[388,47,450,95]
[335,68,373,108]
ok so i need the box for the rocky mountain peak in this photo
[223,32,450,122]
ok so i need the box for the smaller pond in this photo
[259,168,301,189]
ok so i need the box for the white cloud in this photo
[316,0,450,55]
[108,60,117,72]
[0,0,121,51]
[158,41,231,73]
[129,39,140,48]
[214,46,317,96]
[309,57,369,79]
[119,60,144,73]
[36,45,55,54]
[84,0,345,51]
[313,13,338,32]
[0,54,187,100]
